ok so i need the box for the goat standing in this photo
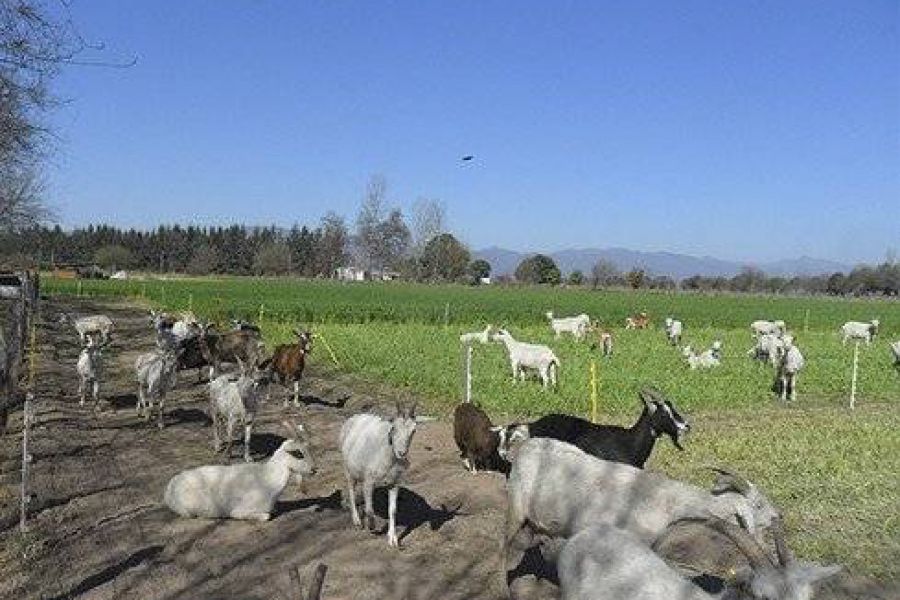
[339,403,417,547]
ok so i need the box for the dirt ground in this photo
[0,297,560,600]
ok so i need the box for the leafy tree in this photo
[567,270,585,286]
[317,212,350,276]
[94,245,133,271]
[468,259,491,282]
[515,254,561,285]
[375,208,411,270]
[625,268,646,289]
[420,233,470,281]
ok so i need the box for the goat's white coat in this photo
[664,317,683,345]
[164,436,314,520]
[340,410,417,547]
[135,349,180,428]
[459,325,493,345]
[209,373,267,462]
[546,312,590,340]
[504,438,776,568]
[73,314,114,343]
[76,338,103,407]
[492,329,559,388]
[750,320,785,337]
[839,320,879,345]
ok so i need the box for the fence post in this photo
[803,309,810,333]
[849,341,860,409]
[77,280,83,297]
[465,344,473,403]
[590,360,598,423]
[444,302,450,328]
[188,293,193,313]
[141,283,146,299]
[258,304,265,323]
[20,392,32,532]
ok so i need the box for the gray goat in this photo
[208,365,270,462]
[503,438,779,573]
[135,346,181,428]
[558,517,840,600]
[76,334,106,409]
[339,403,417,547]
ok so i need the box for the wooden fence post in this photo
[803,309,810,332]
[590,360,598,423]
[465,344,473,403]
[444,302,450,328]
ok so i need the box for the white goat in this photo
[492,328,559,389]
[72,314,114,343]
[164,421,316,520]
[76,335,105,408]
[664,317,683,346]
[776,337,804,402]
[459,324,493,345]
[748,332,785,367]
[209,367,270,462]
[546,311,590,340]
[682,342,721,370]
[557,519,840,600]
[135,347,181,428]
[891,340,900,370]
[503,438,779,571]
[840,319,879,345]
[340,404,417,547]
[750,319,785,338]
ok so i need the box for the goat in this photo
[496,389,688,468]
[588,321,613,357]
[69,314,114,343]
[453,402,502,473]
[750,320,785,337]
[135,346,181,428]
[76,334,105,409]
[339,403,417,547]
[503,437,780,573]
[774,337,804,402]
[683,343,722,370]
[558,517,840,600]
[459,324,493,345]
[664,317,683,346]
[491,328,559,389]
[839,319,879,345]
[625,311,651,330]
[209,365,271,462]
[748,333,785,367]
[546,311,590,340]
[891,341,900,372]
[164,421,316,520]
[259,329,312,407]
[199,327,265,377]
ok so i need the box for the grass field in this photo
[44,276,900,579]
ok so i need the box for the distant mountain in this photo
[473,246,850,279]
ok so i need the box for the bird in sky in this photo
[461,155,474,161]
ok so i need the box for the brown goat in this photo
[260,329,312,406]
[625,311,651,330]
[199,326,264,377]
[453,402,502,474]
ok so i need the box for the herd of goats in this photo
[57,306,897,599]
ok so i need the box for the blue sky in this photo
[50,1,898,264]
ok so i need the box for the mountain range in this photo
[473,246,851,279]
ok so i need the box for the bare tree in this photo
[411,197,445,252]
[0,166,50,232]
[316,211,349,276]
[355,174,387,269]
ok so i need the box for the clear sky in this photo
[49,1,898,264]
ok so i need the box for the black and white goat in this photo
[497,388,689,468]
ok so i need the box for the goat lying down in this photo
[164,421,315,521]
[558,517,840,600]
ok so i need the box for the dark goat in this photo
[259,329,312,406]
[453,402,504,474]
[504,388,690,468]
[176,334,214,382]
[199,327,264,376]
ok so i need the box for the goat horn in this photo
[771,517,794,567]
[709,467,752,496]
[703,515,775,571]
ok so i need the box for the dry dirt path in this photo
[0,297,555,600]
